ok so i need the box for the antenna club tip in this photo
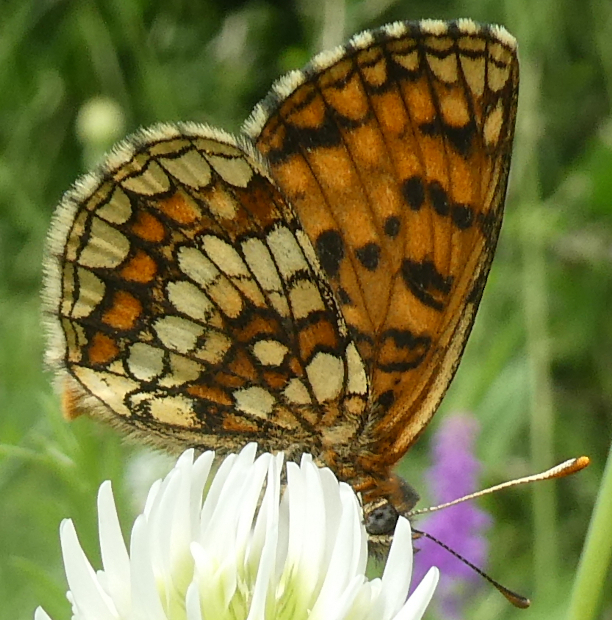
[499,586,531,608]
[498,581,531,609]
[553,456,591,479]
[514,596,531,609]
[575,456,590,470]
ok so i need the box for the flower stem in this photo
[566,442,612,620]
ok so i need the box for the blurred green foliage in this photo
[1,1,611,619]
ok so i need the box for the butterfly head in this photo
[362,473,420,555]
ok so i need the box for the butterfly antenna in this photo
[411,527,531,608]
[409,456,590,517]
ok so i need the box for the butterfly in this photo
[43,18,519,550]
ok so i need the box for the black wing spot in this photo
[315,229,345,278]
[376,389,395,409]
[337,286,353,305]
[444,122,476,157]
[402,176,425,211]
[384,215,401,238]
[451,203,475,230]
[419,118,475,157]
[377,328,432,372]
[266,108,343,164]
[355,242,381,271]
[401,258,453,311]
[428,181,450,217]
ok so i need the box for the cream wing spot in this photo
[96,187,132,224]
[127,342,165,382]
[107,360,126,376]
[166,280,216,322]
[241,237,282,289]
[159,150,212,188]
[178,246,219,287]
[425,35,453,52]
[206,154,253,187]
[440,90,471,127]
[458,33,486,52]
[269,292,290,318]
[78,218,130,269]
[206,188,239,219]
[288,279,326,319]
[426,53,458,83]
[233,386,276,417]
[202,235,251,278]
[195,137,241,157]
[148,136,190,157]
[158,353,202,388]
[306,352,345,403]
[345,342,368,395]
[59,264,77,313]
[267,226,310,280]
[283,378,312,404]
[62,319,86,362]
[148,395,198,426]
[207,278,244,319]
[460,56,485,97]
[252,339,288,366]
[72,366,138,417]
[483,99,505,147]
[120,161,171,195]
[242,237,290,317]
[196,330,232,364]
[234,280,266,307]
[154,316,204,353]
[60,329,79,364]
[72,269,106,318]
[487,47,512,91]
[390,50,419,73]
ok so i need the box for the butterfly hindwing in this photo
[43,123,369,456]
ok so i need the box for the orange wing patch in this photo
[246,19,518,466]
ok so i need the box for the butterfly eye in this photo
[365,501,399,536]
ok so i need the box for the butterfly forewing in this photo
[246,20,518,464]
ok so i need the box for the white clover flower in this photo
[35,445,438,620]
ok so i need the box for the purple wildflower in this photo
[411,412,491,619]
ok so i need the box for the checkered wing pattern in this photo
[246,19,518,467]
[44,125,369,456]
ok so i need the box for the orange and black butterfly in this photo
[43,19,519,549]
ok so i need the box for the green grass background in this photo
[1,0,611,619]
